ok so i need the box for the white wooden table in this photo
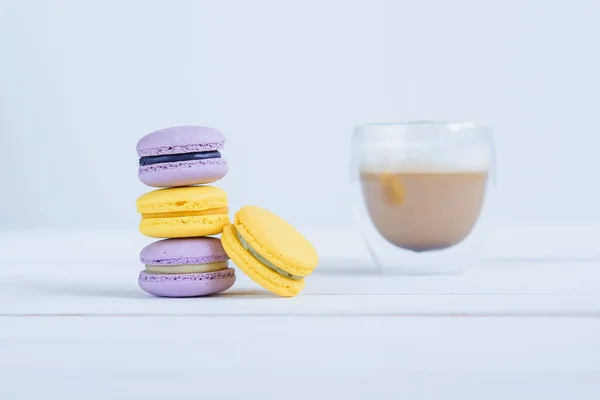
[1,228,599,399]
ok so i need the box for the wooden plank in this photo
[1,317,599,399]
[2,265,600,317]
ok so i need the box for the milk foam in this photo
[359,142,492,173]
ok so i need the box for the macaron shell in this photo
[140,237,228,265]
[140,214,230,238]
[136,126,226,157]
[138,269,236,297]
[221,224,305,297]
[138,159,228,188]
[136,186,228,214]
[234,206,319,277]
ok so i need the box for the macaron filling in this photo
[145,261,229,274]
[139,150,221,166]
[235,227,303,280]
[142,207,229,219]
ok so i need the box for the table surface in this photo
[1,229,600,399]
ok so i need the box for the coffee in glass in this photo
[352,121,495,274]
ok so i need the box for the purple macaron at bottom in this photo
[138,268,236,298]
[139,158,228,188]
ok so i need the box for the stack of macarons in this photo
[135,125,320,298]
[135,126,236,297]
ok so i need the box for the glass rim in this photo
[355,120,491,130]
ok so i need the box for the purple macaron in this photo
[138,237,236,298]
[136,126,229,188]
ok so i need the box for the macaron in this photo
[136,186,230,238]
[138,237,236,297]
[221,205,319,297]
[137,126,228,187]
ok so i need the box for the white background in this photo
[1,0,599,232]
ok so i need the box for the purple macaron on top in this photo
[140,237,229,266]
[136,126,226,157]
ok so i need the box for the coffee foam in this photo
[359,142,491,173]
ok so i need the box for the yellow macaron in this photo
[221,205,319,297]
[136,186,230,238]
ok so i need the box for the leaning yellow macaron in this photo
[221,205,319,297]
[137,186,229,238]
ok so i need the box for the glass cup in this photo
[351,121,496,275]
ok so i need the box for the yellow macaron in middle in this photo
[137,186,229,238]
[221,205,319,297]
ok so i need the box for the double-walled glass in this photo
[351,121,496,274]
